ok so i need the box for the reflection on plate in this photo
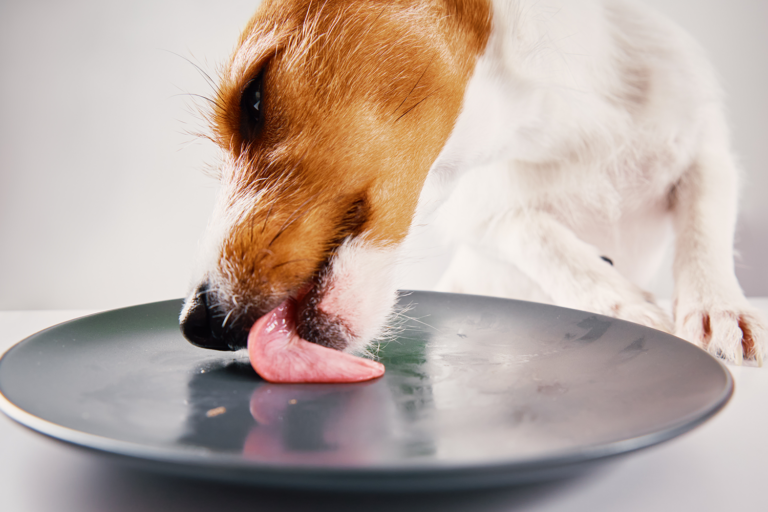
[0,292,731,491]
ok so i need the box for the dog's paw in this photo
[608,294,675,334]
[581,287,674,334]
[674,302,767,366]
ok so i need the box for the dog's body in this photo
[181,0,766,371]
[420,0,766,364]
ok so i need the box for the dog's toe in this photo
[675,305,767,366]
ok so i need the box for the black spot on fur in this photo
[295,283,350,350]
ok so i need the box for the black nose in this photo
[179,282,248,351]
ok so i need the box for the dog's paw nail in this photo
[675,305,767,365]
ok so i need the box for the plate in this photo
[0,292,732,491]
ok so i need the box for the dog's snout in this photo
[180,282,248,351]
[179,282,220,349]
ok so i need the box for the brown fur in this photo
[209,0,491,318]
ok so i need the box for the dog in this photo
[180,0,766,377]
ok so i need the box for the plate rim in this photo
[0,294,734,488]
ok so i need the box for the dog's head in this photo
[180,0,490,356]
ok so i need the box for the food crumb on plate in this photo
[206,406,227,417]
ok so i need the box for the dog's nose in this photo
[179,281,248,351]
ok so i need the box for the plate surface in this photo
[0,292,731,490]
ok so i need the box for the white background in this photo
[1,0,766,310]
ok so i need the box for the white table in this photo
[1,302,767,512]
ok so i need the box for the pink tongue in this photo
[247,301,385,383]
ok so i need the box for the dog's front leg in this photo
[482,209,674,333]
[671,149,766,365]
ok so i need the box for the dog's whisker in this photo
[162,49,218,92]
[395,86,444,122]
[259,162,302,234]
[271,258,314,270]
[221,309,234,328]
[171,92,221,108]
[268,191,323,248]
[393,55,434,115]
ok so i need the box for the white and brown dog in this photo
[180,0,766,381]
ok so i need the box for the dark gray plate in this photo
[0,292,731,491]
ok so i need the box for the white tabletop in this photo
[1,302,767,512]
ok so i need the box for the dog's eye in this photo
[240,72,264,140]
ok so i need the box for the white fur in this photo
[407,0,766,364]
[318,239,402,355]
[193,154,275,309]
